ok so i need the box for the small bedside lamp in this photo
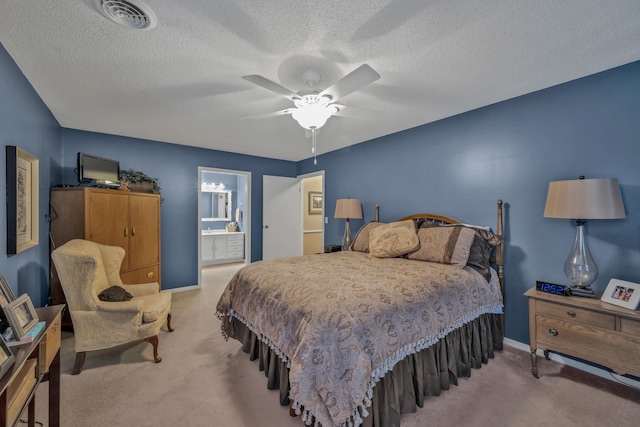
[544,177,626,295]
[334,199,363,250]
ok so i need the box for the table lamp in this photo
[334,199,363,250]
[543,177,626,296]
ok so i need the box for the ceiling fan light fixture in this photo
[291,104,334,130]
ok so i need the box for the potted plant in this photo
[119,169,161,195]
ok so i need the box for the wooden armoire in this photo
[49,187,161,328]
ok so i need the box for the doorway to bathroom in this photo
[197,167,251,288]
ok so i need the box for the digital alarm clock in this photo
[535,281,570,296]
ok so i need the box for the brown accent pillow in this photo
[369,220,419,258]
[405,226,476,267]
[98,285,133,302]
[351,222,385,253]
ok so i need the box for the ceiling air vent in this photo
[95,0,158,30]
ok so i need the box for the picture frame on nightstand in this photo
[601,278,640,310]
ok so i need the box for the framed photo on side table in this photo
[0,336,15,379]
[601,278,640,310]
[0,276,16,308]
[0,276,16,335]
[4,294,38,340]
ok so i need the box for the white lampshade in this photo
[544,178,626,219]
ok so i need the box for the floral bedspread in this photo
[216,251,503,427]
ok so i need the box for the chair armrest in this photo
[96,299,143,313]
[120,283,160,297]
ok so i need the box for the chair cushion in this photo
[98,285,133,302]
[136,292,171,323]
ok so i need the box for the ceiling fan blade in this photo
[241,108,292,120]
[332,104,383,119]
[242,75,299,100]
[320,64,380,102]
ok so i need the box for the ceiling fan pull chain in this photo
[312,128,317,165]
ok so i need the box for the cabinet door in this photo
[129,194,160,270]
[213,235,227,259]
[87,192,129,264]
[202,235,214,261]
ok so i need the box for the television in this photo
[77,153,120,188]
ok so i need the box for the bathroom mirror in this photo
[202,191,232,221]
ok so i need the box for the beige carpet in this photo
[31,263,639,427]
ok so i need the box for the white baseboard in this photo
[166,284,199,293]
[504,338,640,390]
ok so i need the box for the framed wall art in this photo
[308,191,323,215]
[6,146,39,254]
[4,294,38,340]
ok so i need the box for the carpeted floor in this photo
[31,263,639,426]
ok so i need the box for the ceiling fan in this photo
[242,64,381,163]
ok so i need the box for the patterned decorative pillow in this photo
[405,226,476,267]
[369,220,419,258]
[420,223,502,281]
[351,222,385,253]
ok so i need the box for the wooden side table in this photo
[525,287,640,378]
[0,305,64,427]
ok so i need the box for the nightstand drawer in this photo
[536,300,615,330]
[536,315,640,376]
[620,317,640,335]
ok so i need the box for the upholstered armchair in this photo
[51,239,174,374]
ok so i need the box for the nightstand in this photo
[525,287,640,378]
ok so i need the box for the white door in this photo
[263,175,302,260]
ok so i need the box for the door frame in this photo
[197,166,251,289]
[300,170,325,254]
[262,170,325,260]
[262,175,303,260]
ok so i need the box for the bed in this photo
[216,200,505,427]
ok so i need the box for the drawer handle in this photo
[566,310,576,317]
[548,328,559,336]
[147,271,154,278]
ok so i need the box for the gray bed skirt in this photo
[227,313,503,427]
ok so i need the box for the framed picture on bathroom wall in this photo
[308,192,322,215]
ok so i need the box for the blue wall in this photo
[2,38,639,344]
[300,61,640,342]
[0,43,61,306]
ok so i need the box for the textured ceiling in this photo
[1,0,639,161]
